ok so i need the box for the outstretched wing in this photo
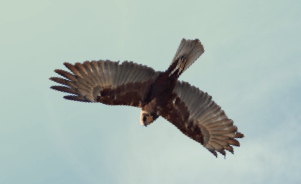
[50,60,160,107]
[160,81,244,157]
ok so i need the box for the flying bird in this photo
[50,38,244,157]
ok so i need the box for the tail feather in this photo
[168,38,204,76]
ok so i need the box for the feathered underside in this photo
[160,81,244,157]
[50,60,160,107]
[50,38,244,158]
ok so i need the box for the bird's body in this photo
[50,38,244,157]
[138,71,176,126]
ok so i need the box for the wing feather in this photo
[114,61,124,86]
[97,61,106,86]
[127,63,140,83]
[54,69,77,81]
[98,61,107,86]
[124,62,135,84]
[160,81,244,157]
[120,62,132,85]
[75,63,91,84]
[50,60,160,107]
[64,63,82,77]
[91,61,103,86]
[64,95,86,102]
[103,61,111,86]
[51,86,77,95]
[50,77,76,88]
[112,61,121,87]
[83,61,98,85]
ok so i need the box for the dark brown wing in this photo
[50,60,160,107]
[160,81,244,157]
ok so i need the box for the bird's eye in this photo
[143,116,147,123]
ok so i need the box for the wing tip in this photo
[63,95,91,102]
[210,150,218,158]
[50,85,76,94]
[228,139,240,147]
[235,132,244,138]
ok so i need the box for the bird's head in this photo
[140,110,159,127]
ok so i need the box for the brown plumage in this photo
[50,38,244,157]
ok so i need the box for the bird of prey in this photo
[50,38,244,157]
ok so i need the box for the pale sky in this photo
[1,0,300,184]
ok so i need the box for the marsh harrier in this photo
[50,39,244,157]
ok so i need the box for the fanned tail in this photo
[168,38,204,76]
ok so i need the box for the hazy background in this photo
[1,0,300,183]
